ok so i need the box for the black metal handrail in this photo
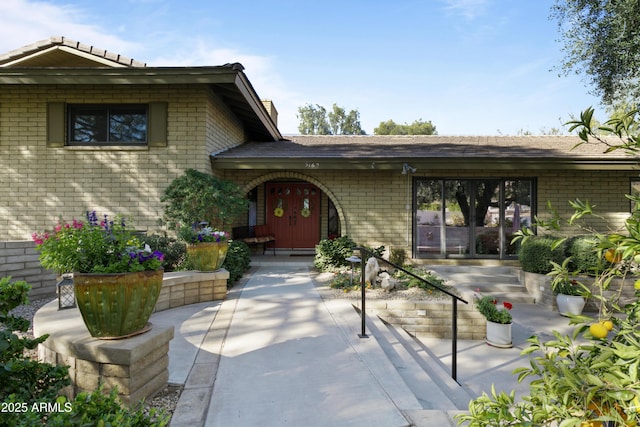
[354,246,467,382]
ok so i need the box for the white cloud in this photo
[0,0,138,59]
[441,0,489,20]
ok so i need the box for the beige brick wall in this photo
[221,168,636,254]
[0,84,245,241]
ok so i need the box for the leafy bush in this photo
[565,234,602,274]
[518,236,566,274]
[222,240,251,285]
[329,272,353,290]
[0,277,170,426]
[161,168,248,231]
[144,234,186,272]
[314,236,356,271]
[394,266,446,291]
[389,247,407,267]
[0,277,69,404]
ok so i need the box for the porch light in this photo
[401,163,416,174]
[57,274,76,310]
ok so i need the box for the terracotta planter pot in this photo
[186,241,228,271]
[486,320,512,348]
[73,269,163,339]
[556,293,586,316]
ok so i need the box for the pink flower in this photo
[31,232,43,245]
[54,224,62,232]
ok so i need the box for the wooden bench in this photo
[232,225,276,255]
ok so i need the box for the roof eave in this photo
[210,157,640,171]
[0,66,282,141]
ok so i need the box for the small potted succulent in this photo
[475,292,513,348]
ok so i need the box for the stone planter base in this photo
[34,300,173,406]
[33,269,229,406]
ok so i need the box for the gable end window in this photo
[68,104,147,145]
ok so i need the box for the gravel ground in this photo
[9,296,182,421]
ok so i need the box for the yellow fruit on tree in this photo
[635,279,640,290]
[589,322,609,339]
[605,249,622,263]
[602,320,614,331]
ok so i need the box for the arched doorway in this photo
[267,182,320,248]
[242,172,347,249]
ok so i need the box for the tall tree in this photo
[297,104,330,135]
[297,103,365,135]
[551,0,640,105]
[374,119,437,135]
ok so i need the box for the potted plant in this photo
[32,210,164,339]
[179,224,230,271]
[475,293,513,348]
[549,259,588,316]
[161,169,248,271]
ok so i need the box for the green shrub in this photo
[222,240,251,285]
[0,277,69,404]
[0,277,170,426]
[394,266,447,291]
[389,247,407,267]
[144,234,186,272]
[565,234,602,274]
[329,272,353,290]
[8,386,169,427]
[314,236,356,271]
[518,236,566,274]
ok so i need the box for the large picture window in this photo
[415,178,535,259]
[68,104,147,145]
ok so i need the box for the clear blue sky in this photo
[1,0,607,135]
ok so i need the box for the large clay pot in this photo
[556,293,586,317]
[186,241,228,271]
[73,269,163,339]
[485,320,512,348]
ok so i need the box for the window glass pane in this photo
[109,106,147,142]
[416,180,443,254]
[444,180,470,255]
[70,107,108,142]
[504,180,532,255]
[68,105,147,145]
[474,179,500,255]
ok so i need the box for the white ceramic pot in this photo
[556,293,585,317]
[486,320,512,348]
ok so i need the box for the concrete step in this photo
[366,314,471,410]
[427,265,535,304]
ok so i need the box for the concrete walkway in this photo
[159,258,580,427]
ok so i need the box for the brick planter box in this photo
[353,296,486,340]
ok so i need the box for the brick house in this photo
[1,37,638,294]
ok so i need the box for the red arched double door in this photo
[266,182,320,249]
